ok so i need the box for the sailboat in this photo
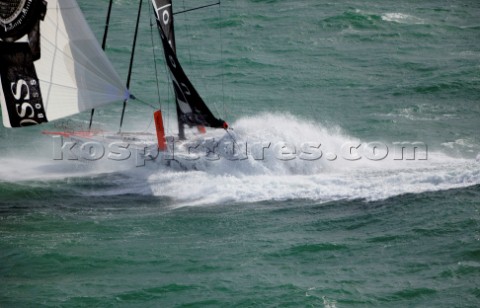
[0,0,229,163]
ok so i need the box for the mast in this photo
[89,0,114,131]
[119,0,143,132]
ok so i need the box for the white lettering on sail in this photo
[180,83,191,96]
[11,80,30,100]
[169,55,177,68]
[162,10,170,25]
[15,102,35,119]
[152,1,172,23]
[10,79,43,126]
[18,119,38,126]
[170,76,192,114]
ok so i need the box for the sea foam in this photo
[145,113,480,206]
[381,13,425,24]
[1,113,478,206]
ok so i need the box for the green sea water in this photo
[1,0,480,306]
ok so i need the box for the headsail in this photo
[0,0,128,128]
[151,0,226,139]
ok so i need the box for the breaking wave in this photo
[0,114,478,207]
[145,113,479,206]
[381,13,425,24]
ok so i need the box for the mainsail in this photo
[151,0,227,139]
[0,0,128,128]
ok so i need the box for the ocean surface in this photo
[1,0,480,306]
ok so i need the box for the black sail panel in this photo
[151,0,226,132]
[151,0,176,51]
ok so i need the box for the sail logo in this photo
[170,75,193,114]
[152,0,173,49]
[9,78,45,126]
[0,66,48,127]
[0,0,48,127]
[0,0,34,38]
[152,1,172,26]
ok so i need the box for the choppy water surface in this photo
[1,0,479,306]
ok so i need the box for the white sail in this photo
[0,0,128,128]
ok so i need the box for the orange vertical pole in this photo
[154,110,167,151]
[197,125,206,134]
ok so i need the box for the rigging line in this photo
[119,0,143,133]
[182,0,193,65]
[148,3,162,109]
[173,2,220,15]
[198,1,223,122]
[144,115,154,132]
[218,0,227,121]
[225,128,240,150]
[146,4,165,135]
[132,97,157,110]
[125,96,157,131]
[89,0,114,131]
[161,45,173,134]
[132,97,156,133]
[160,33,173,134]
